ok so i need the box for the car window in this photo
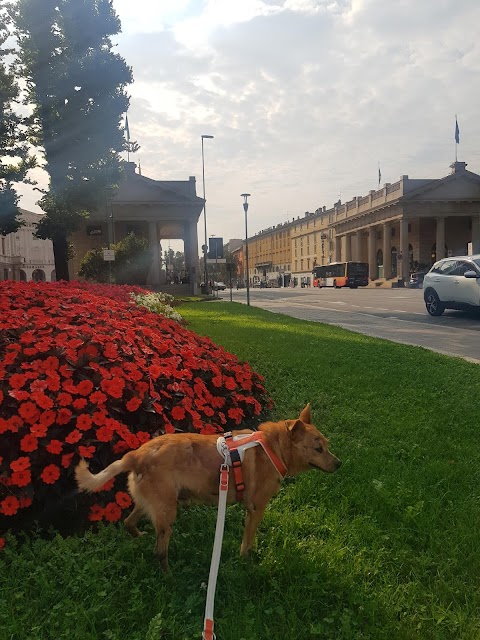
[433,260,458,275]
[451,261,476,276]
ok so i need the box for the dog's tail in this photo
[75,454,133,493]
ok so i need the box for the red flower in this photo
[90,391,107,405]
[1,496,20,516]
[126,397,142,412]
[224,377,237,391]
[0,389,4,404]
[104,502,122,522]
[100,377,125,399]
[65,429,82,444]
[148,364,162,380]
[96,426,113,442]
[78,445,96,458]
[9,373,27,389]
[171,406,186,421]
[18,495,33,509]
[39,410,56,427]
[11,469,32,487]
[30,424,48,437]
[76,380,93,396]
[46,440,63,455]
[72,398,88,411]
[18,401,40,423]
[41,464,61,484]
[10,456,31,472]
[57,392,73,407]
[76,414,92,431]
[0,538,5,550]
[31,392,54,410]
[20,434,38,452]
[61,453,75,468]
[57,408,73,425]
[93,477,115,492]
[115,491,132,508]
[88,504,104,522]
[112,441,129,454]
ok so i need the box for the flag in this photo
[378,165,381,186]
[125,114,130,142]
[455,117,460,144]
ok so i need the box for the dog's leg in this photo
[240,502,268,556]
[124,504,146,538]
[151,503,177,571]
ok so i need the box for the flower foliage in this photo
[131,291,184,324]
[0,281,271,541]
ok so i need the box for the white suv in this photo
[423,255,480,316]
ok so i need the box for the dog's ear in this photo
[299,403,312,424]
[287,419,306,442]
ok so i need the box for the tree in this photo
[0,0,36,236]
[79,233,152,284]
[13,0,133,279]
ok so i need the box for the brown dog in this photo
[75,404,341,570]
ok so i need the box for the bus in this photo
[313,261,369,289]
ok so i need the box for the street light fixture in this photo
[201,135,214,292]
[241,193,251,306]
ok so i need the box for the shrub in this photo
[0,281,271,541]
[79,233,152,284]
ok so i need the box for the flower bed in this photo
[0,281,271,543]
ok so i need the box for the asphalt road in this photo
[222,286,480,364]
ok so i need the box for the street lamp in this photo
[241,193,251,306]
[201,134,214,292]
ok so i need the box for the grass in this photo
[2,301,480,639]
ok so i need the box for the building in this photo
[235,160,480,287]
[69,162,205,293]
[0,209,55,282]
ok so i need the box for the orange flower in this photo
[88,504,104,522]
[40,464,61,484]
[115,491,132,508]
[104,502,122,522]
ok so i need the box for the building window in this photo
[301,259,304,270]
[295,260,298,271]
[307,258,310,269]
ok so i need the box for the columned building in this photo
[332,161,480,282]
[0,209,55,282]
[69,162,205,293]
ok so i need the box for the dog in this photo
[75,403,341,570]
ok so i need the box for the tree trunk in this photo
[52,233,70,281]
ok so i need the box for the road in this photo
[222,286,480,364]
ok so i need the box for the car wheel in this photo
[425,290,445,317]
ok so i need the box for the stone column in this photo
[146,221,161,287]
[436,217,445,260]
[368,227,376,280]
[335,235,342,262]
[355,231,363,262]
[382,222,391,279]
[345,234,352,261]
[399,217,409,281]
[471,215,480,254]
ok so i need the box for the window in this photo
[301,259,304,270]
[452,261,478,276]
[431,259,458,275]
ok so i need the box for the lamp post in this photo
[201,135,214,292]
[241,193,251,306]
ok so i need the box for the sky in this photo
[19,0,480,253]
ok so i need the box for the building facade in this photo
[0,209,55,282]
[235,160,480,287]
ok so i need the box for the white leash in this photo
[202,445,230,640]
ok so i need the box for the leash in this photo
[202,442,230,640]
[202,432,288,639]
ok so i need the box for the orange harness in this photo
[223,431,288,501]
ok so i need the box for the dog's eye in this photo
[315,446,324,454]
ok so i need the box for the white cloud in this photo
[18,0,480,252]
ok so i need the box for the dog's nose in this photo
[335,459,342,469]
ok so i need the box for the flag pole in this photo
[454,115,459,162]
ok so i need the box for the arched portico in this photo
[69,163,204,294]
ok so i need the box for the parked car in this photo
[409,271,427,288]
[423,255,480,316]
[213,281,226,291]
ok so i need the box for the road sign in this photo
[206,258,226,264]
[208,237,224,260]
[103,249,115,261]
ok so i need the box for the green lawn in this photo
[2,301,480,640]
